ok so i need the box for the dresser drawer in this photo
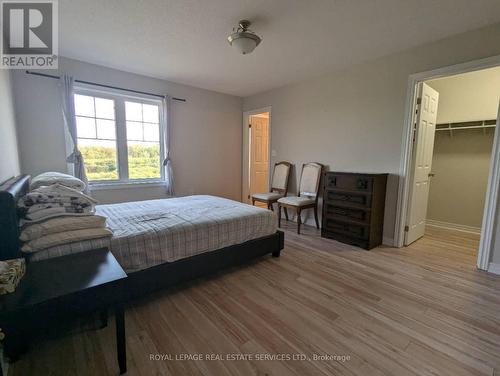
[321,230,369,249]
[325,174,373,192]
[325,190,372,207]
[324,219,370,240]
[324,204,370,223]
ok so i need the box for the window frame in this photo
[72,86,165,188]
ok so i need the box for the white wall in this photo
[426,130,494,228]
[11,57,243,203]
[0,70,20,184]
[425,69,499,229]
[430,67,500,124]
[243,23,500,245]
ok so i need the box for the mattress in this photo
[29,195,278,272]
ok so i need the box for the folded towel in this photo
[26,201,93,214]
[21,227,114,253]
[30,171,86,191]
[23,205,94,221]
[20,215,108,241]
[20,197,89,207]
[20,210,95,226]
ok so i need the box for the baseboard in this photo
[488,262,500,275]
[426,219,481,235]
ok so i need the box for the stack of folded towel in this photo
[18,172,113,254]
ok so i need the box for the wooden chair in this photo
[252,161,292,216]
[277,162,323,234]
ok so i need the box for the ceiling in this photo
[59,0,500,97]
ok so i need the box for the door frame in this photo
[395,54,500,271]
[242,106,272,203]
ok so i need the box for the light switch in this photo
[271,149,277,157]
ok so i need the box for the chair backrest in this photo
[298,162,323,199]
[271,161,292,194]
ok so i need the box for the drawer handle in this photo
[357,179,368,189]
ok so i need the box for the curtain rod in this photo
[25,70,187,102]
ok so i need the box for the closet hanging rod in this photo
[25,70,187,102]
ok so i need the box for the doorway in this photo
[397,57,500,272]
[242,108,271,205]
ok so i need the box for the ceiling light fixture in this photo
[227,20,262,55]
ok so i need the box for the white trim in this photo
[242,106,272,203]
[478,103,500,270]
[488,263,500,275]
[395,54,500,271]
[75,83,164,104]
[426,219,481,234]
[382,237,395,247]
[90,180,166,191]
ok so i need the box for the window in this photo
[125,101,161,180]
[75,94,118,181]
[73,90,163,184]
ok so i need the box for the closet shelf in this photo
[436,119,496,135]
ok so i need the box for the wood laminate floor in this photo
[10,224,500,376]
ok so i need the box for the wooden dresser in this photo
[321,172,388,250]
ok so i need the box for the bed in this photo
[0,175,284,298]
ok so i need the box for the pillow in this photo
[30,172,86,191]
[21,228,113,253]
[20,215,108,241]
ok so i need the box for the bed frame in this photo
[0,175,284,298]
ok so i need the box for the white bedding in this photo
[28,195,278,272]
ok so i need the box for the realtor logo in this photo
[1,0,58,69]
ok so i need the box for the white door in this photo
[405,82,439,245]
[249,115,269,200]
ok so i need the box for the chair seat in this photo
[278,196,315,207]
[252,192,284,201]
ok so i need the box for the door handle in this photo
[428,173,435,177]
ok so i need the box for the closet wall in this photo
[426,67,500,230]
